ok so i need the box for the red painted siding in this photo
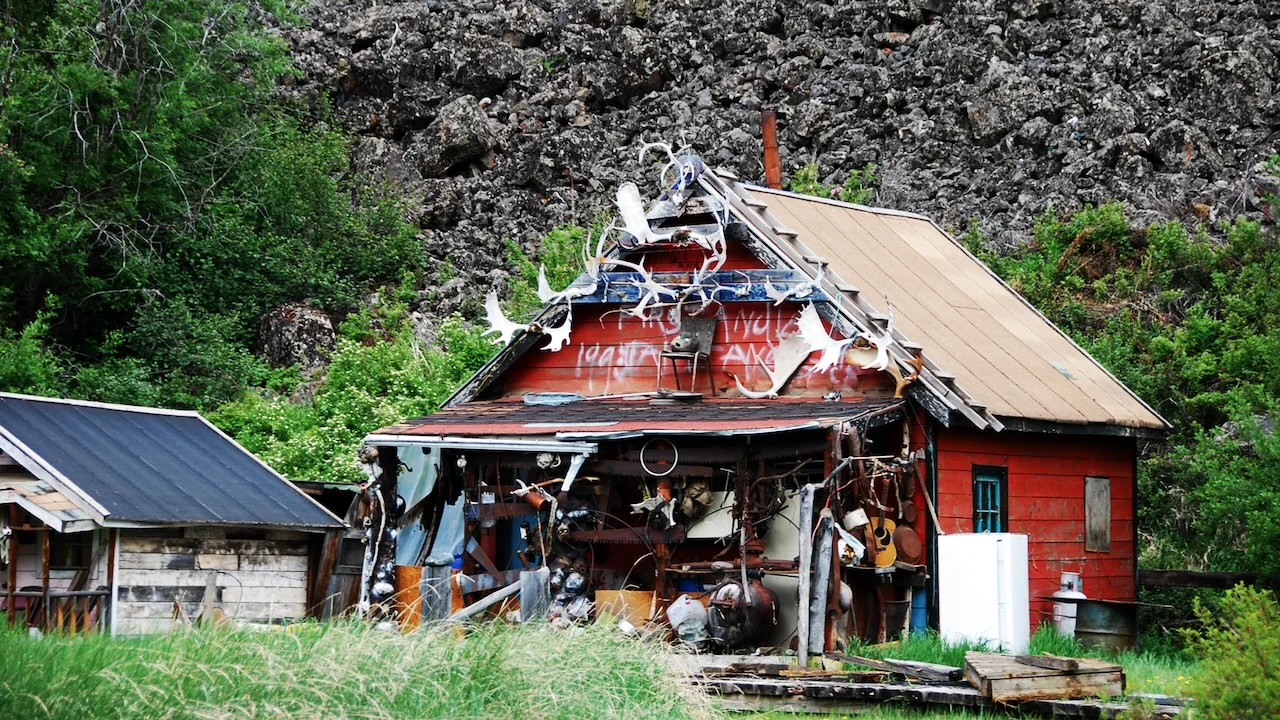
[935,428,1137,630]
[497,246,894,398]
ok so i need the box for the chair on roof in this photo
[657,311,717,396]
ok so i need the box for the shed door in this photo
[972,465,1008,533]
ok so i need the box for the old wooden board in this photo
[829,651,963,682]
[964,651,1125,703]
[698,677,1184,718]
[1016,653,1082,672]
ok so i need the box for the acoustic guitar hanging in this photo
[872,514,897,567]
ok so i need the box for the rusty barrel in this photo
[395,565,424,631]
[1071,597,1139,651]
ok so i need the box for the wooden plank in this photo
[984,671,1126,704]
[1139,569,1263,589]
[1016,654,1081,672]
[421,565,454,622]
[796,485,816,666]
[829,652,963,682]
[518,567,550,623]
[1085,476,1111,552]
[118,537,309,556]
[808,509,833,653]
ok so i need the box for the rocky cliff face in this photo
[285,0,1279,320]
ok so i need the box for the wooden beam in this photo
[796,485,816,666]
[518,567,550,623]
[809,510,833,654]
[1139,569,1263,589]
[447,579,520,622]
[6,505,16,626]
[104,528,116,633]
[41,526,50,632]
[828,652,963,682]
[309,529,341,617]
[1016,655,1081,673]
[560,270,831,305]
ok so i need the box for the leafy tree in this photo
[0,0,420,409]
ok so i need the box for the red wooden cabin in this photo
[363,161,1166,651]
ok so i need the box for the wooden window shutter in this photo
[1084,476,1111,552]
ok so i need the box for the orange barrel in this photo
[394,565,424,631]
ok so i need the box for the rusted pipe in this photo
[761,110,782,189]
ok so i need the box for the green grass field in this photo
[0,622,716,719]
[0,622,1194,719]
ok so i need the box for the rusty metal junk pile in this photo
[353,405,925,654]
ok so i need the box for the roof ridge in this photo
[0,392,200,417]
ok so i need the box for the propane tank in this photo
[1052,572,1086,637]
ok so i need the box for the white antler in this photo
[482,292,527,346]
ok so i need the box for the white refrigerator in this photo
[937,533,1030,653]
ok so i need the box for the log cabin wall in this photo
[113,527,310,634]
[933,428,1137,631]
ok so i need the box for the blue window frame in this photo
[972,465,1008,533]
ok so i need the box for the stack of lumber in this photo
[676,652,1183,718]
[963,652,1126,703]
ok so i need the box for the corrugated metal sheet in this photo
[375,397,903,438]
[0,394,343,528]
[750,188,1167,430]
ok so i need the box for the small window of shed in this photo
[1084,476,1111,552]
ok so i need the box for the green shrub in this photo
[788,162,877,205]
[0,310,61,395]
[1184,585,1280,718]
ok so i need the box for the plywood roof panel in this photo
[749,188,1167,430]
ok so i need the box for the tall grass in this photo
[0,621,715,720]
[843,626,1197,697]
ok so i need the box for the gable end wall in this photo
[934,428,1137,631]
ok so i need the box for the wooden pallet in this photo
[964,651,1125,703]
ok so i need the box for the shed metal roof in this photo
[372,397,903,440]
[0,394,343,529]
[749,187,1167,430]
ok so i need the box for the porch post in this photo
[40,524,50,631]
[104,528,117,633]
[5,506,15,626]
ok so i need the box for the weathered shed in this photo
[362,152,1166,651]
[0,393,344,634]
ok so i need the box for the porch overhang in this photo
[369,397,905,444]
[0,478,100,533]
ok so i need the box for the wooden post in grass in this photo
[420,565,453,623]
[797,485,816,666]
[519,567,550,623]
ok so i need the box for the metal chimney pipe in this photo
[761,110,782,189]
